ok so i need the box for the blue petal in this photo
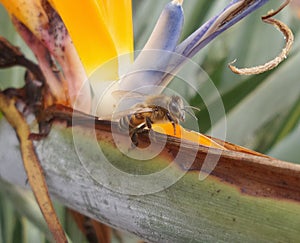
[176,0,270,58]
[119,0,271,95]
[119,1,184,94]
[158,0,271,88]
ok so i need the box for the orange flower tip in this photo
[152,123,226,150]
[172,0,184,6]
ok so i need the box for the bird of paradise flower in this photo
[0,0,284,145]
[0,0,293,242]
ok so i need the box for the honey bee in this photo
[111,91,198,146]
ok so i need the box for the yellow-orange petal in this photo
[98,0,134,75]
[152,123,227,150]
[49,0,119,78]
[98,0,134,56]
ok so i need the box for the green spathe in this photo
[3,120,295,242]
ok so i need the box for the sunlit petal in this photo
[49,0,118,78]
[99,0,134,58]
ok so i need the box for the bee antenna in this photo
[183,108,198,121]
[185,105,201,112]
[183,105,200,121]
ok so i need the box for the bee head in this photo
[169,95,185,122]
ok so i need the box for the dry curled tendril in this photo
[229,0,294,75]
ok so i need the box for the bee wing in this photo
[99,106,154,121]
[112,90,146,102]
[110,90,150,119]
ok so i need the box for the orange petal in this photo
[98,0,134,75]
[98,0,134,56]
[49,0,119,78]
[49,0,134,78]
[152,123,227,150]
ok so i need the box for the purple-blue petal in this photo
[119,2,184,93]
[176,0,270,58]
[119,0,272,95]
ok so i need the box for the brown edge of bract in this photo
[228,0,294,75]
[0,93,67,243]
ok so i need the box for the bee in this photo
[111,91,198,146]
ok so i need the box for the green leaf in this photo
[0,178,52,242]
[268,122,300,163]
[0,5,35,90]
[211,49,300,157]
[1,120,299,242]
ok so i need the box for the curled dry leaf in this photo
[229,0,294,75]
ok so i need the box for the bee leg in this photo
[129,124,146,147]
[145,117,160,143]
[146,117,153,129]
[172,122,176,135]
[166,112,176,135]
[130,131,139,147]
